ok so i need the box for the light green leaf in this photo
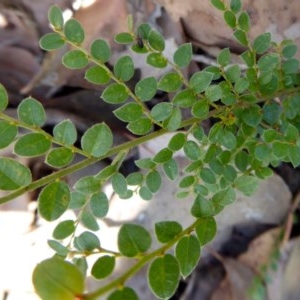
[74,175,101,194]
[184,140,201,161]
[46,147,74,168]
[114,32,134,44]
[148,254,180,299]
[17,97,46,126]
[108,287,138,300]
[189,71,214,93]
[147,53,167,68]
[90,191,109,218]
[195,217,217,245]
[175,235,201,278]
[135,76,157,101]
[91,255,115,279]
[191,194,215,218]
[126,172,144,186]
[282,43,298,59]
[118,223,152,257]
[163,107,182,131]
[135,158,156,170]
[212,187,236,206]
[0,157,31,190]
[172,89,196,108]
[225,65,241,82]
[148,29,165,52]
[158,72,182,92]
[146,170,161,193]
[114,55,134,81]
[235,175,259,196]
[48,5,64,30]
[114,103,143,122]
[33,257,84,300]
[38,181,70,221]
[62,50,89,69]
[211,0,226,10]
[139,186,153,200]
[173,43,192,68]
[111,172,128,197]
[217,48,231,66]
[253,32,271,54]
[75,231,100,251]
[80,207,99,231]
[14,133,51,157]
[155,221,182,243]
[0,83,8,111]
[151,102,173,122]
[240,105,262,128]
[102,83,128,104]
[39,33,65,51]
[85,66,110,85]
[257,53,280,72]
[283,58,300,75]
[127,118,153,135]
[64,18,85,44]
[199,168,216,184]
[220,130,237,150]
[0,121,18,149]
[53,119,77,146]
[81,123,113,157]
[90,38,111,62]
[238,11,250,32]
[234,151,249,172]
[163,158,179,180]
[53,220,75,240]
[192,100,209,119]
[205,84,222,102]
[69,191,87,209]
[153,148,173,164]
[233,29,248,46]
[223,10,236,28]
[47,240,68,256]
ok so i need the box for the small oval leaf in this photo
[91,255,115,279]
[64,18,85,44]
[18,97,46,126]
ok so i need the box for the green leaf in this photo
[47,240,68,256]
[111,172,128,197]
[238,11,250,32]
[151,102,173,122]
[126,172,144,186]
[46,147,74,168]
[74,175,100,194]
[211,0,226,11]
[118,223,152,257]
[155,221,182,243]
[135,76,157,101]
[53,119,77,146]
[217,48,231,66]
[175,235,201,278]
[114,32,134,44]
[139,186,153,200]
[282,44,298,58]
[0,121,18,149]
[14,133,51,157]
[195,217,217,245]
[18,97,46,126]
[205,84,222,102]
[69,191,87,209]
[173,43,192,68]
[153,147,173,164]
[0,83,8,111]
[33,257,84,300]
[146,170,161,193]
[148,29,165,52]
[184,140,201,160]
[53,220,75,240]
[192,100,209,119]
[288,145,300,167]
[191,194,215,218]
[163,107,182,131]
[0,157,31,190]
[253,32,271,54]
[235,175,259,196]
[233,29,248,46]
[240,105,262,128]
[147,53,167,68]
[39,33,65,51]
[81,123,113,157]
[91,255,115,279]
[225,64,241,82]
[108,287,138,300]
[135,158,156,170]
[254,144,270,162]
[90,191,109,218]
[283,58,300,75]
[212,187,236,206]
[73,257,88,277]
[114,103,143,122]
[179,175,195,188]
[102,83,129,104]
[240,50,255,67]
[220,130,237,150]
[62,50,88,69]
[64,18,85,44]
[75,231,100,251]
[127,118,153,135]
[223,10,236,28]
[163,158,179,180]
[189,71,214,93]
[168,132,186,151]
[230,0,241,13]
[48,5,64,30]
[200,168,216,184]
[235,151,249,172]
[257,53,280,72]
[90,38,111,62]
[38,181,70,221]
[148,254,180,299]
[85,66,110,85]
[158,72,182,92]
[80,207,99,231]
[234,77,249,93]
[172,88,197,108]
[114,55,134,81]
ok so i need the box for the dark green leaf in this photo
[53,220,75,240]
[146,170,161,193]
[0,157,31,190]
[48,5,64,30]
[114,32,134,44]
[184,140,201,160]
[46,147,74,168]
[155,221,182,243]
[148,29,165,52]
[118,223,152,257]
[223,10,236,28]
[18,97,46,126]
[217,48,231,66]
[39,33,65,51]
[62,50,88,69]
[230,0,241,13]
[235,175,259,196]
[0,83,8,111]
[211,0,226,10]
[14,133,51,157]
[233,29,248,46]
[114,55,134,81]
[135,76,157,101]
[114,103,143,122]
[234,151,249,172]
[195,217,217,245]
[0,121,17,149]
[253,32,271,54]
[85,66,110,85]
[282,44,298,58]
[64,18,85,44]
[168,132,186,151]
[153,148,173,164]
[148,254,180,299]
[38,181,70,221]
[147,53,167,68]
[189,71,214,93]
[33,257,84,300]
[254,144,270,162]
[200,168,216,184]
[212,187,236,206]
[240,105,262,128]
[163,158,178,180]
[127,118,153,135]
[75,231,100,251]
[91,255,115,279]
[90,191,109,218]
[158,72,182,92]
[53,119,77,146]
[151,102,173,122]
[179,175,195,188]
[81,123,113,157]
[90,38,111,62]
[192,100,209,119]
[283,58,300,75]
[175,235,201,278]
[108,287,138,300]
[191,194,215,218]
[173,43,192,68]
[172,89,196,108]
[288,145,300,167]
